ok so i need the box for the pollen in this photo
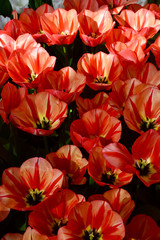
[38,30,45,34]
[82,226,103,240]
[95,75,109,84]
[101,170,118,185]
[36,116,52,130]
[25,188,45,206]
[89,32,99,39]
[60,31,69,35]
[134,158,155,177]
[28,72,38,82]
[52,218,68,235]
[139,117,158,132]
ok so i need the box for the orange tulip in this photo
[29,189,83,238]
[1,233,23,240]
[109,78,153,114]
[23,227,49,240]
[103,129,160,186]
[0,82,27,124]
[76,92,119,118]
[7,46,56,88]
[148,34,160,69]
[70,108,121,153]
[115,8,160,39]
[19,4,54,42]
[0,202,10,222]
[38,67,86,104]
[145,3,160,20]
[58,200,125,240]
[10,92,68,136]
[78,7,115,47]
[0,157,64,210]
[88,146,133,188]
[123,87,160,134]
[3,19,24,39]
[88,188,135,224]
[77,51,123,91]
[46,145,88,188]
[40,8,79,45]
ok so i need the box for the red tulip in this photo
[0,82,27,124]
[58,200,125,240]
[10,92,67,136]
[29,189,83,238]
[38,67,86,104]
[88,188,135,224]
[19,4,54,42]
[103,129,160,186]
[88,146,133,188]
[125,214,160,240]
[123,87,160,134]
[76,92,119,118]
[40,8,79,45]
[46,145,88,188]
[77,51,123,91]
[78,7,115,47]
[0,157,64,210]
[7,46,56,88]
[115,8,160,39]
[70,108,121,153]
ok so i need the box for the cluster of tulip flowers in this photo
[0,0,160,239]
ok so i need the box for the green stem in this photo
[63,45,69,66]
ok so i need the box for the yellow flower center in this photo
[52,218,68,235]
[94,75,110,84]
[28,72,38,82]
[89,32,99,39]
[61,31,69,35]
[139,117,158,132]
[25,188,45,207]
[36,116,51,130]
[101,170,118,185]
[82,225,103,240]
[38,30,45,34]
[134,158,155,177]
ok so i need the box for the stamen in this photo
[52,218,68,235]
[82,226,102,240]
[95,76,108,84]
[89,32,99,39]
[61,31,69,35]
[134,158,153,176]
[38,30,45,34]
[25,188,45,206]
[28,72,38,82]
[139,117,158,132]
[101,170,118,185]
[36,116,51,130]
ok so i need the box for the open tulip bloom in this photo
[0,157,64,211]
[10,92,68,136]
[103,129,160,186]
[1,0,160,239]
